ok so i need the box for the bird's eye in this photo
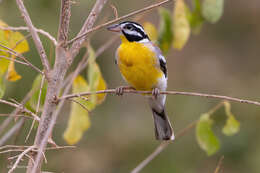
[126,25,133,30]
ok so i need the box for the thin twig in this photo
[131,121,198,173]
[70,0,108,59]
[0,26,57,45]
[60,89,260,107]
[214,156,224,173]
[8,145,35,173]
[0,44,43,74]
[0,55,29,66]
[25,75,45,143]
[16,0,51,77]
[0,99,40,121]
[68,98,89,113]
[67,0,173,45]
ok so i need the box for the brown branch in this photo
[57,0,71,46]
[0,26,57,45]
[69,0,108,59]
[67,0,173,45]
[131,121,198,173]
[59,89,260,107]
[8,145,35,173]
[214,156,224,173]
[16,0,51,77]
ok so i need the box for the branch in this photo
[0,26,57,45]
[70,0,108,59]
[131,121,198,173]
[67,0,173,45]
[8,145,35,173]
[60,89,260,107]
[16,0,51,77]
[57,0,71,45]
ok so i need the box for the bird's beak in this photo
[107,24,121,32]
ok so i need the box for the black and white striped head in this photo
[107,21,150,42]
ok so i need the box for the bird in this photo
[107,21,174,140]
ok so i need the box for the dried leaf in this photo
[196,113,220,156]
[173,0,191,50]
[6,60,21,81]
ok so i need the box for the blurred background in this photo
[1,0,260,172]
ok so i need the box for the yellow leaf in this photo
[6,60,21,81]
[9,31,29,54]
[143,22,158,42]
[173,0,191,50]
[0,19,29,78]
[63,76,90,145]
[96,75,107,104]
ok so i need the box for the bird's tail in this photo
[148,95,174,141]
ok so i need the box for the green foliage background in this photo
[1,0,260,172]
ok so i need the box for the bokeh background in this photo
[1,0,260,172]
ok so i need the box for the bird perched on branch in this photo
[107,21,174,140]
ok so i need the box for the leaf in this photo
[196,113,220,156]
[0,20,29,80]
[6,59,21,81]
[202,0,224,24]
[188,0,205,34]
[158,8,173,54]
[143,22,158,42]
[222,102,240,136]
[28,74,47,112]
[63,76,91,145]
[173,0,191,50]
[87,45,107,107]
[0,75,5,98]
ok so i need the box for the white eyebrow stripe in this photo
[132,24,145,33]
[124,30,142,37]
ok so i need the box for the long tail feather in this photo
[148,95,174,141]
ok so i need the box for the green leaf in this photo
[222,102,240,136]
[63,75,91,145]
[158,8,173,54]
[188,0,205,34]
[202,0,224,24]
[172,0,191,50]
[196,113,220,156]
[28,74,47,112]
[0,75,6,98]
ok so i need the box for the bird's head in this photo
[107,21,150,42]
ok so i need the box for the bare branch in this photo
[60,89,260,107]
[16,0,51,77]
[57,0,71,45]
[8,145,35,173]
[214,156,224,173]
[70,0,108,59]
[0,26,57,45]
[67,0,173,45]
[131,121,198,173]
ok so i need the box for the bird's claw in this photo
[152,88,160,99]
[115,86,124,96]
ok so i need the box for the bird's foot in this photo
[152,88,160,99]
[115,86,135,96]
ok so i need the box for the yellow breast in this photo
[117,36,163,91]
